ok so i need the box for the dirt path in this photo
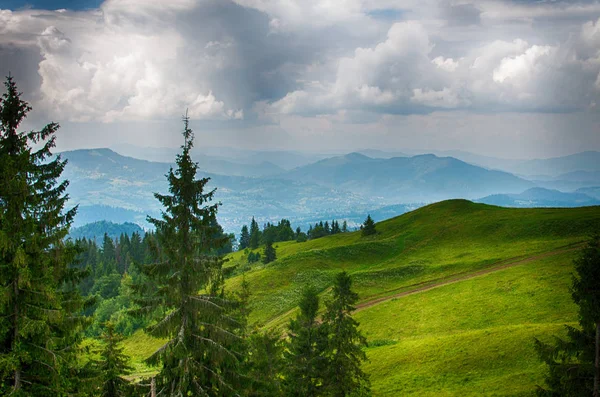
[353,245,582,313]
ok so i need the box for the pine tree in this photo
[132,115,242,396]
[342,221,348,233]
[361,215,376,237]
[246,330,284,396]
[249,217,261,249]
[321,272,370,396]
[0,75,89,395]
[97,322,133,397]
[536,235,600,396]
[284,287,326,397]
[102,233,117,276]
[263,240,276,264]
[240,225,250,250]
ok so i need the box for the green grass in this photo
[358,252,578,396]
[120,200,600,394]
[226,201,600,326]
[121,331,165,378]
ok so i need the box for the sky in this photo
[1,0,600,159]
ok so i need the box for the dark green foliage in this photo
[342,221,348,233]
[284,287,327,397]
[73,231,158,337]
[263,241,276,264]
[131,116,242,396]
[331,220,341,235]
[0,76,90,395]
[247,251,261,264]
[240,218,295,248]
[96,322,133,397]
[261,219,295,244]
[307,219,349,240]
[361,215,376,237]
[249,217,261,249]
[536,235,600,396]
[296,232,308,243]
[321,272,370,396]
[102,233,118,275]
[240,225,250,250]
[245,330,284,396]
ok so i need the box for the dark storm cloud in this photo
[1,0,600,156]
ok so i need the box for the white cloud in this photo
[2,2,243,122]
[432,56,459,72]
[2,0,600,156]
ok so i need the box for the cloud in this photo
[265,15,600,115]
[1,0,600,157]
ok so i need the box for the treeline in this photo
[75,232,157,336]
[74,224,234,336]
[0,77,371,397]
[239,217,351,250]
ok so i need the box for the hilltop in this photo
[217,200,600,395]
[69,220,145,241]
[119,200,600,394]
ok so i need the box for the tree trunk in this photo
[12,279,21,393]
[595,321,600,397]
[151,377,156,397]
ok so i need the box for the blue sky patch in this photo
[1,0,102,11]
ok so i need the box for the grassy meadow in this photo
[121,200,600,395]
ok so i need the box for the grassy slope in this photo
[226,200,600,326]
[123,200,600,394]
[359,252,577,396]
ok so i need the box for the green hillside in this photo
[124,200,600,395]
[226,200,599,326]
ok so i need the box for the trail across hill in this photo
[353,245,583,313]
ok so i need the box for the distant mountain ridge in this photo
[476,187,600,208]
[282,152,534,202]
[58,148,600,233]
[59,149,377,233]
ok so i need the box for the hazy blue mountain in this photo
[355,149,408,159]
[107,145,284,177]
[111,144,325,171]
[59,149,376,233]
[72,205,149,229]
[512,151,600,176]
[69,221,144,241]
[282,153,534,202]
[523,170,600,191]
[576,186,600,200]
[413,150,600,180]
[476,187,600,208]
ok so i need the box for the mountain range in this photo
[59,148,600,234]
[282,152,534,202]
[476,187,600,208]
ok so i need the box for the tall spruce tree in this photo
[97,322,133,397]
[132,115,242,396]
[249,218,261,249]
[262,240,276,264]
[245,330,284,397]
[361,215,376,237]
[0,75,89,395]
[536,235,600,396]
[284,287,326,397]
[239,225,250,250]
[321,272,370,396]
